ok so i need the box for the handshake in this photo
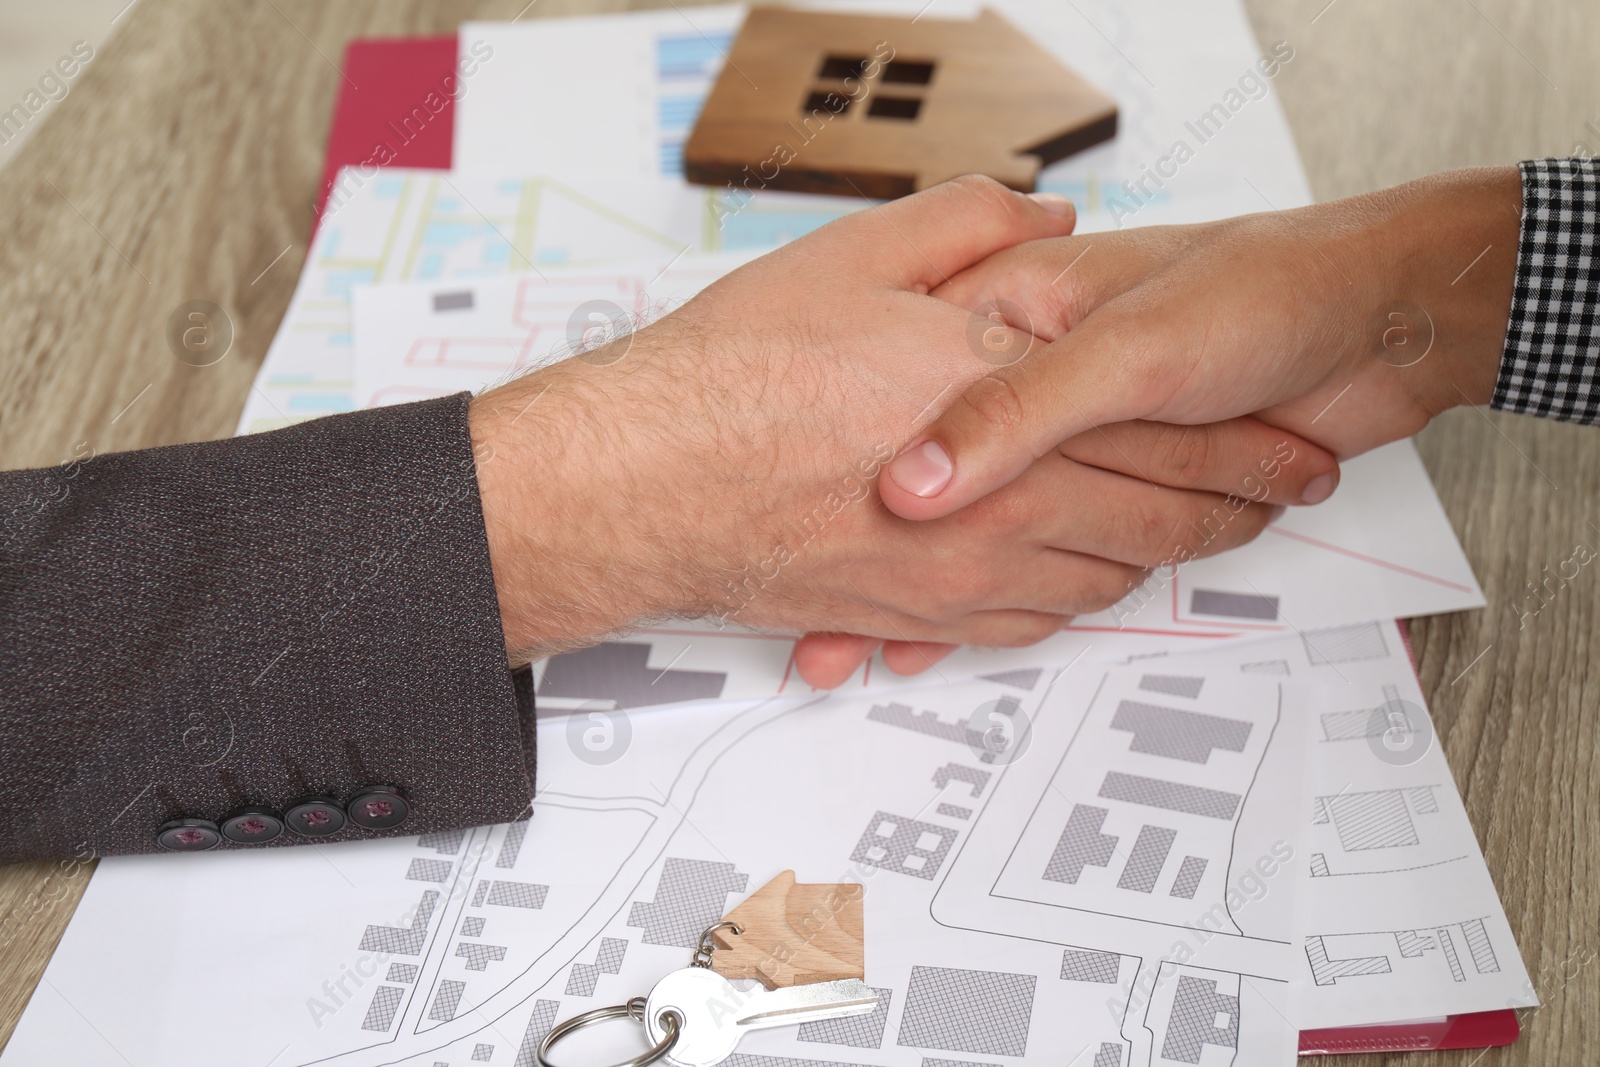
[470,169,1521,687]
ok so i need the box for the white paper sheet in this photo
[4,663,1304,1066]
[454,5,746,181]
[1289,634,1538,1026]
[1137,620,1538,1028]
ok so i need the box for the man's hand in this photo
[471,176,1075,664]
[878,167,1523,523]
[792,413,1337,688]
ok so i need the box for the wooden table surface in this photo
[0,0,1595,1062]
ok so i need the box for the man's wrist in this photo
[468,351,697,666]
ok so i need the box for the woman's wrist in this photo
[1347,166,1523,414]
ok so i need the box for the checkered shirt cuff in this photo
[1492,158,1600,424]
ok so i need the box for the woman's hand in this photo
[877,167,1522,524]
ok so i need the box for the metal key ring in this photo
[536,996,682,1067]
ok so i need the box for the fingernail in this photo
[888,440,953,498]
[1268,504,1287,524]
[1301,472,1336,505]
[1028,191,1075,217]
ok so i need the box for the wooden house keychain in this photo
[538,871,873,1067]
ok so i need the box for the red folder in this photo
[1299,1012,1519,1055]
[313,35,458,228]
[315,34,1523,1058]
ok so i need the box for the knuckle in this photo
[1118,565,1151,602]
[971,613,1064,649]
[1019,614,1069,646]
[1219,500,1271,549]
[954,565,999,611]
[957,374,1028,437]
[951,173,1011,203]
[1135,506,1191,563]
[902,579,945,623]
[957,481,1032,535]
[924,562,992,617]
[951,173,1028,225]
[1083,566,1140,614]
[1159,423,1215,485]
[1184,497,1250,558]
[1090,496,1189,567]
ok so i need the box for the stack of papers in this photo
[4,3,1535,1065]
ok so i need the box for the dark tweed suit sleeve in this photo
[0,393,535,864]
[1492,158,1600,423]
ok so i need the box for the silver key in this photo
[644,967,878,1067]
